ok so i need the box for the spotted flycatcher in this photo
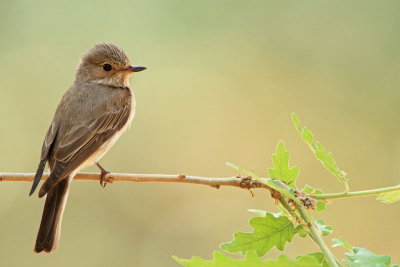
[29,43,146,253]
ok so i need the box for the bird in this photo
[29,43,146,253]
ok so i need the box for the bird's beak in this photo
[127,65,147,72]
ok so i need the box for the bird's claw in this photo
[99,169,111,187]
[96,162,111,188]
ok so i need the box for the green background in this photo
[1,1,399,266]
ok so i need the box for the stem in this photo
[278,197,340,266]
[312,184,400,200]
[297,207,340,267]
[277,198,303,224]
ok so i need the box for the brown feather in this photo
[38,86,132,197]
[35,179,70,253]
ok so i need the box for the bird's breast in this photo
[79,92,135,169]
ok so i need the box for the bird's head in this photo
[75,43,146,87]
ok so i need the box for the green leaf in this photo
[377,190,400,204]
[247,209,268,217]
[248,210,284,219]
[314,143,343,180]
[305,253,330,267]
[302,185,326,211]
[268,140,300,187]
[292,113,301,131]
[291,113,347,183]
[331,238,352,251]
[344,247,399,267]
[221,213,299,256]
[301,127,314,145]
[314,220,332,236]
[173,251,266,267]
[174,251,328,267]
[226,162,261,180]
[296,225,308,238]
[262,253,329,267]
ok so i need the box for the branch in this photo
[276,196,340,266]
[297,206,341,267]
[0,172,273,192]
[312,184,400,200]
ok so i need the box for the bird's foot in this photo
[96,162,111,188]
[99,169,111,188]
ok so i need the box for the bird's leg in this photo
[95,162,110,187]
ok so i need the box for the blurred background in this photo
[1,0,400,266]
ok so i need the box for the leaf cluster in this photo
[174,114,398,267]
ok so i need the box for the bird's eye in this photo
[103,64,112,71]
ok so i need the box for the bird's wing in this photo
[37,98,131,197]
[30,121,60,195]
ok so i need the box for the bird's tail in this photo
[34,178,71,253]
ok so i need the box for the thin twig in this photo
[0,172,273,192]
[312,184,400,200]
